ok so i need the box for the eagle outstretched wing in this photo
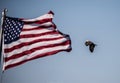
[89,44,95,52]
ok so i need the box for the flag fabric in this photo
[3,11,72,70]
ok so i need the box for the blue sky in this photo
[0,0,120,83]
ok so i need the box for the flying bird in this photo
[85,40,96,53]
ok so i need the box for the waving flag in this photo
[3,11,72,70]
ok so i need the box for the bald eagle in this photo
[85,40,96,53]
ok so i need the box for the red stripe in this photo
[20,30,58,38]
[5,37,64,53]
[5,40,71,62]
[23,18,52,24]
[22,25,53,31]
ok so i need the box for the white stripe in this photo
[5,44,70,67]
[22,13,53,22]
[5,38,67,57]
[4,34,63,48]
[23,22,53,29]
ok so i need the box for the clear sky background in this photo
[0,0,120,83]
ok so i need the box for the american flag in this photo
[3,11,72,70]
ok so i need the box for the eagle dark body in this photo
[85,40,96,53]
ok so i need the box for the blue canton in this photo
[3,16,24,44]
